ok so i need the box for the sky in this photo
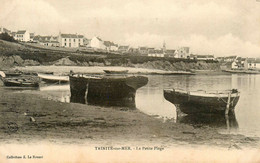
[0,0,260,57]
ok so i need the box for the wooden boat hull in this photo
[103,70,129,74]
[3,79,39,87]
[38,73,69,83]
[164,89,240,114]
[69,75,148,107]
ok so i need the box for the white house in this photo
[15,30,30,42]
[34,35,59,47]
[58,33,84,48]
[89,36,106,50]
[0,27,11,35]
[245,59,260,70]
[104,41,118,51]
[148,49,164,57]
[175,47,190,58]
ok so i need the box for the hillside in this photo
[0,39,220,71]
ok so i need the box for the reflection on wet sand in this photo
[177,110,239,130]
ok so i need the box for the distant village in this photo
[1,26,260,70]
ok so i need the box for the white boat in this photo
[37,73,69,83]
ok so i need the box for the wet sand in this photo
[0,87,259,149]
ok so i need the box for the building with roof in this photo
[118,45,130,54]
[58,33,84,48]
[148,49,164,57]
[175,47,190,58]
[104,41,118,51]
[89,36,106,50]
[224,56,237,62]
[190,54,215,60]
[244,58,260,69]
[0,27,11,35]
[33,35,59,47]
[15,30,30,42]
[138,47,149,55]
[165,49,176,57]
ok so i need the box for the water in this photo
[18,73,260,137]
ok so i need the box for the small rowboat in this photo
[103,70,129,74]
[164,89,240,114]
[2,78,39,87]
[37,73,69,83]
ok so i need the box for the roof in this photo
[139,47,147,50]
[194,55,214,58]
[118,46,129,50]
[224,56,237,59]
[104,41,117,47]
[60,33,84,38]
[16,30,27,34]
[166,49,176,53]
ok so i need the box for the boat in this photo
[222,69,246,74]
[103,70,129,74]
[2,78,39,87]
[222,69,260,74]
[164,88,240,114]
[69,74,148,107]
[37,73,69,83]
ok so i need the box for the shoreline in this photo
[0,87,258,149]
[11,65,230,76]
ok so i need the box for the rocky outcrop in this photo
[53,57,77,66]
[0,55,40,69]
[134,60,220,71]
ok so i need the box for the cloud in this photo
[0,0,69,35]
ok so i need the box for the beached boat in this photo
[164,89,240,114]
[222,69,245,74]
[103,70,129,74]
[223,69,260,74]
[69,75,148,107]
[37,73,69,83]
[2,78,39,87]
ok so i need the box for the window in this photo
[65,39,66,41]
[74,39,75,42]
[65,43,66,46]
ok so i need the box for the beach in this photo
[0,86,258,149]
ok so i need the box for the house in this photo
[190,54,215,60]
[165,49,176,57]
[15,30,30,42]
[58,33,84,48]
[138,47,148,55]
[148,49,164,57]
[30,33,35,42]
[104,41,118,51]
[175,47,190,58]
[33,35,59,47]
[118,45,130,54]
[89,36,106,49]
[0,27,11,35]
[224,56,237,62]
[244,58,260,70]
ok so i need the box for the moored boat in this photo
[37,73,69,83]
[69,74,148,107]
[103,70,129,74]
[2,78,39,87]
[164,88,240,114]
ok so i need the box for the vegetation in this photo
[0,33,17,42]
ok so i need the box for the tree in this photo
[0,32,17,42]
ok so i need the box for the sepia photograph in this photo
[0,0,260,162]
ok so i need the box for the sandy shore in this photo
[0,87,259,150]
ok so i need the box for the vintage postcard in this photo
[0,0,260,162]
